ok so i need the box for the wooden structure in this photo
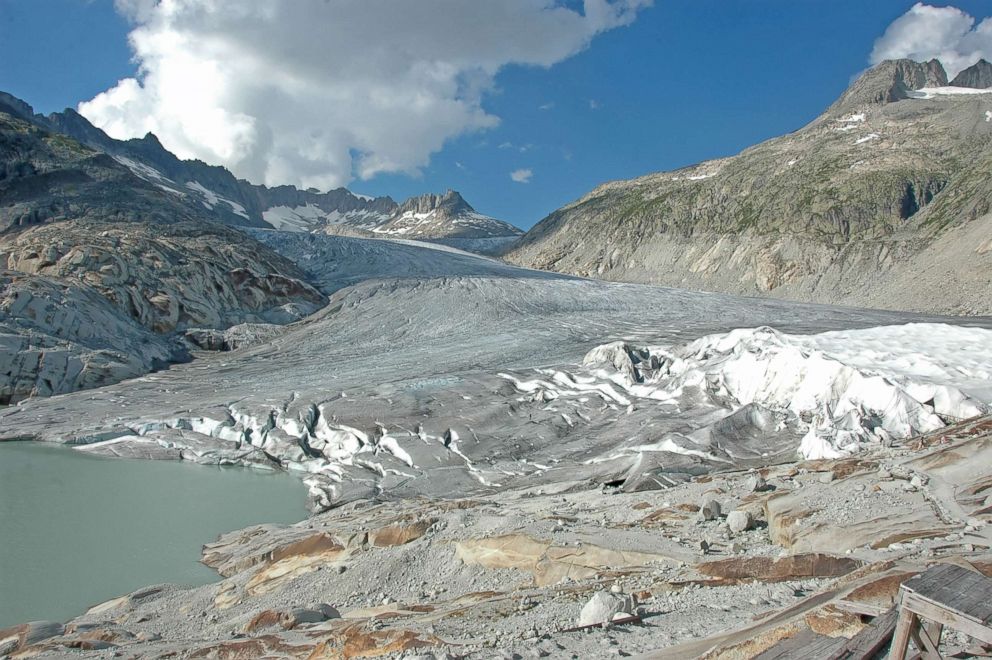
[890,563,992,660]
[755,563,992,660]
[754,609,899,660]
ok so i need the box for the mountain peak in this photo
[398,189,475,216]
[827,58,947,116]
[0,92,38,122]
[950,59,992,89]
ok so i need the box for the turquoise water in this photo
[0,442,306,627]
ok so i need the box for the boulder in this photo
[578,591,635,627]
[727,510,753,534]
[700,498,722,521]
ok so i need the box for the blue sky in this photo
[1,1,990,229]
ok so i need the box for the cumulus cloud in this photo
[510,168,533,183]
[80,0,650,191]
[871,3,992,79]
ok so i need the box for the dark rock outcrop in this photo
[950,58,992,89]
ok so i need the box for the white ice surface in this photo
[907,86,992,99]
[573,324,992,461]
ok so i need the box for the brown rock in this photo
[842,571,917,609]
[188,634,313,658]
[697,553,864,583]
[245,533,347,597]
[368,518,435,547]
[455,534,669,586]
[0,621,65,654]
[310,626,442,659]
[805,604,866,637]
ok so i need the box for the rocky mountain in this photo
[505,58,992,315]
[364,190,523,253]
[951,58,992,89]
[0,98,325,402]
[266,189,523,255]
[0,92,520,249]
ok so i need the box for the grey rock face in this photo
[505,58,992,315]
[828,58,947,112]
[0,98,325,401]
[185,323,285,352]
[950,59,992,89]
[1,221,323,333]
[0,272,181,404]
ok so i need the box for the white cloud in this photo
[510,168,533,183]
[871,3,992,79]
[80,0,651,191]
[539,102,555,110]
[588,99,601,109]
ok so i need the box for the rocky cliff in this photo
[505,59,992,315]
[951,59,992,89]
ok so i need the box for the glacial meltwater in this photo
[0,442,306,628]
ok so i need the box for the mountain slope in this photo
[0,93,520,249]
[505,59,992,315]
[0,100,324,401]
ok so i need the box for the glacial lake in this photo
[0,442,306,628]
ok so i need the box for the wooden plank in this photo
[909,621,941,658]
[890,607,919,660]
[754,628,844,660]
[828,607,899,660]
[902,564,992,624]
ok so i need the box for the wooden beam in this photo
[903,593,992,645]
[890,606,919,660]
[827,606,898,660]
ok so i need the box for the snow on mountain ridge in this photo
[261,189,522,244]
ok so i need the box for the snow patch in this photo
[907,86,992,99]
[185,181,249,218]
[113,155,175,185]
[263,204,328,231]
[671,171,716,182]
[854,133,880,145]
